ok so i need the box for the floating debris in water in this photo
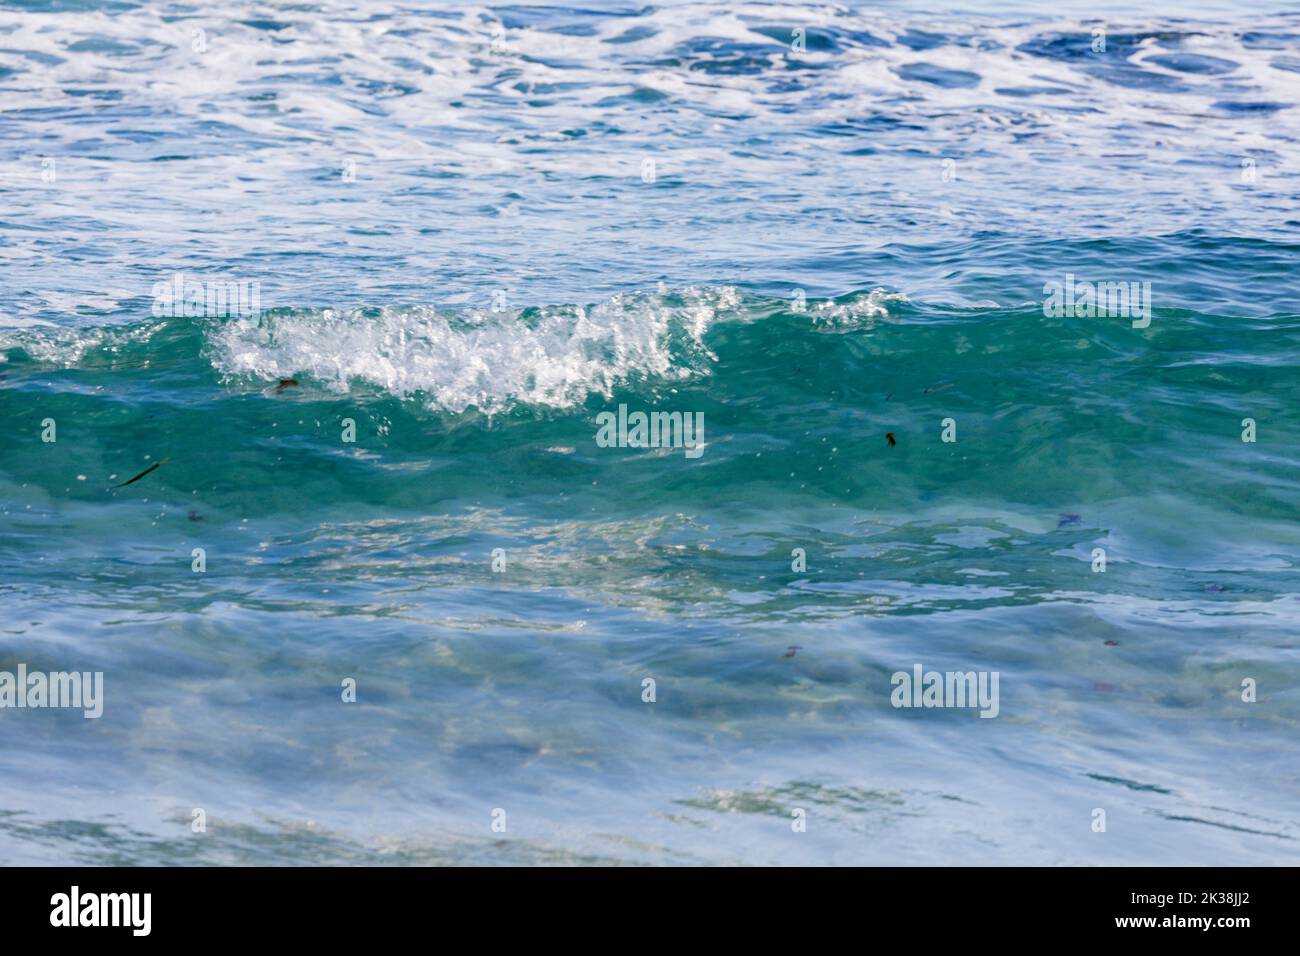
[924,382,954,394]
[187,510,205,522]
[274,378,300,391]
[1104,640,1119,646]
[114,457,169,488]
[783,646,801,658]
[886,432,896,447]
[1057,514,1081,528]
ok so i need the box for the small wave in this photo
[0,320,168,366]
[810,288,910,330]
[206,286,739,414]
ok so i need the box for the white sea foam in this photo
[1,2,1296,322]
[811,288,910,329]
[206,287,736,413]
[1,3,1295,192]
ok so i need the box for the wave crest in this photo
[207,286,738,414]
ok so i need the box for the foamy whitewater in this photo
[1,0,1298,864]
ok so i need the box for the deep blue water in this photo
[1,0,1298,864]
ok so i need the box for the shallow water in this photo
[1,0,1298,865]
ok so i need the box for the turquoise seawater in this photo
[1,0,1298,864]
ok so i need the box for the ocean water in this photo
[1,0,1299,866]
